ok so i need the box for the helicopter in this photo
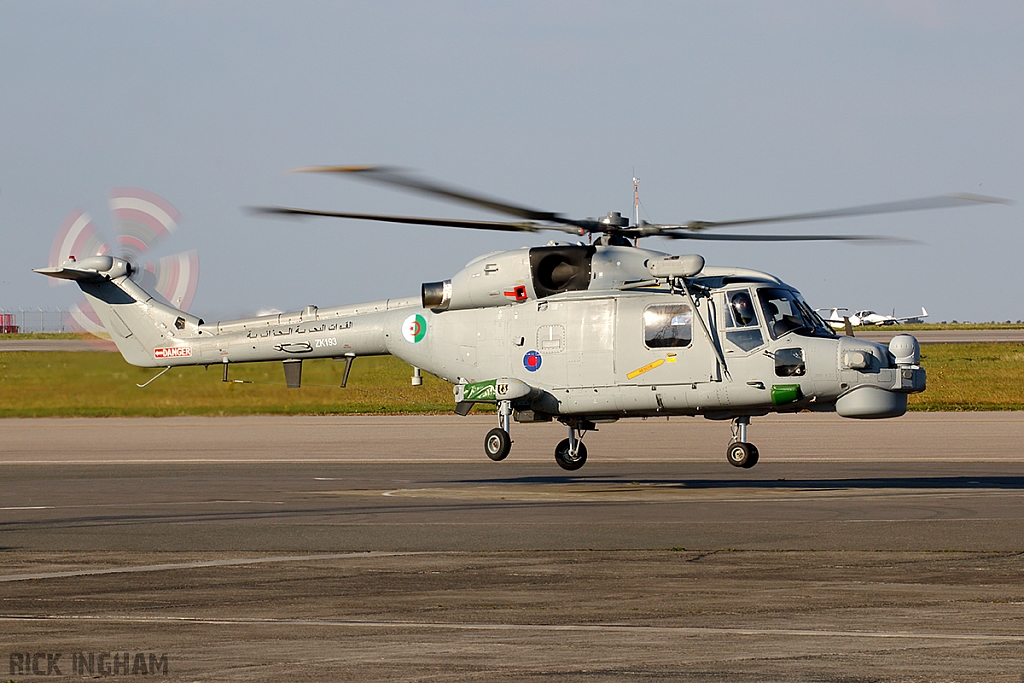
[35,167,1009,470]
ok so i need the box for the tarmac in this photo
[2,413,1024,681]
[855,328,1024,344]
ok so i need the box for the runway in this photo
[855,328,1024,344]
[2,414,1024,681]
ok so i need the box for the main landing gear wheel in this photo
[484,428,512,461]
[554,439,588,471]
[726,415,759,469]
[726,442,759,469]
[482,400,514,462]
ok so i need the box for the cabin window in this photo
[643,304,692,348]
[724,289,764,352]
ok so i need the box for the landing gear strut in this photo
[483,400,513,461]
[554,421,589,471]
[726,416,759,469]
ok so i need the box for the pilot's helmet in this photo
[730,292,755,325]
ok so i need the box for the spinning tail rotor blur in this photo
[47,188,199,338]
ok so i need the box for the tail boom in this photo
[36,256,411,368]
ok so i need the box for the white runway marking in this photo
[0,551,427,582]
[0,500,283,512]
[0,459,496,465]
[1,614,1022,642]
[3,457,1023,465]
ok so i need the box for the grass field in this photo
[0,353,455,417]
[0,332,83,340]
[912,343,1024,411]
[0,344,1022,417]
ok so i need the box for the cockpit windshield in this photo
[757,287,836,339]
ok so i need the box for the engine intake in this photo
[528,245,594,298]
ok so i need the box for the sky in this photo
[1,1,1021,323]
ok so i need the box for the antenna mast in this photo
[632,175,641,247]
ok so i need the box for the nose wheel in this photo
[727,416,759,468]
[726,441,759,468]
[554,438,588,470]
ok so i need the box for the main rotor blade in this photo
[252,206,584,235]
[659,230,913,243]
[289,165,583,227]
[651,193,1012,232]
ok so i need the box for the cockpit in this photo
[721,284,835,352]
[756,287,835,340]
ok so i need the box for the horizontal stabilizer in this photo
[33,265,106,282]
[35,256,131,283]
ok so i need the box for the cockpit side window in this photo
[643,304,692,348]
[726,290,758,328]
[723,289,765,352]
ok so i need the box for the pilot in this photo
[761,301,784,335]
[729,291,756,327]
[763,301,801,337]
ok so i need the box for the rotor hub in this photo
[598,211,629,228]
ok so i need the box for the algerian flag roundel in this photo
[402,313,427,343]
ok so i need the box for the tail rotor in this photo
[47,188,200,338]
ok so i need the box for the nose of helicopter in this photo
[835,334,925,418]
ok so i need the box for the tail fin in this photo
[35,256,203,367]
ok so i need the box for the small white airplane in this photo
[818,307,928,330]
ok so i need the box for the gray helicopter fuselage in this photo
[390,260,921,422]
[38,244,923,423]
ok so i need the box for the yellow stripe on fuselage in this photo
[627,358,665,380]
